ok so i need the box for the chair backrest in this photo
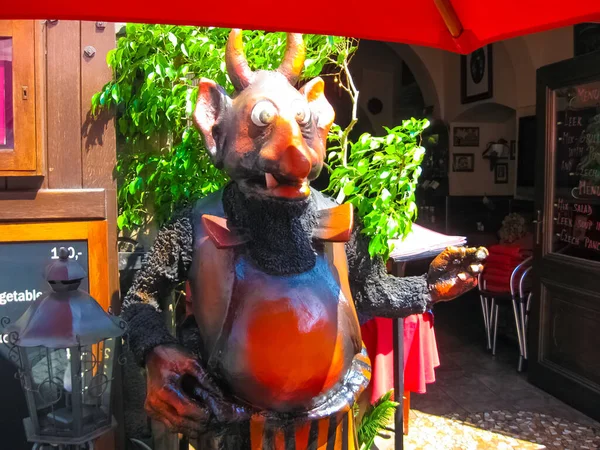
[478,253,532,296]
[510,256,533,297]
[519,266,533,299]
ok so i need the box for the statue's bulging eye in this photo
[251,101,277,127]
[293,100,311,125]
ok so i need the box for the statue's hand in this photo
[145,344,251,437]
[144,344,212,437]
[428,246,488,303]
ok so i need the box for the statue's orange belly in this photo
[210,255,359,412]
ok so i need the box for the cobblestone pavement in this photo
[396,409,599,449]
[373,293,600,449]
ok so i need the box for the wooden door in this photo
[530,49,600,421]
[0,20,36,173]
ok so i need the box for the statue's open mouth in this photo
[241,173,310,200]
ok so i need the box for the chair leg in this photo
[488,298,495,353]
[512,296,524,371]
[520,301,528,361]
[492,301,499,356]
[480,295,491,350]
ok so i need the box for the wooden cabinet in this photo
[0,20,42,176]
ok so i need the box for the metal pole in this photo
[393,318,404,450]
[392,261,406,450]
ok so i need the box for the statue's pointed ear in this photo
[193,78,231,167]
[300,77,335,140]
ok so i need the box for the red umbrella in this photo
[2,0,600,54]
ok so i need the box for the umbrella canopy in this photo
[1,0,599,54]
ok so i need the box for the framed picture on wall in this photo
[461,44,493,104]
[495,163,508,184]
[453,126,480,147]
[452,153,474,172]
[574,23,600,57]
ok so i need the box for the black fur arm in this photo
[345,219,433,320]
[120,208,194,366]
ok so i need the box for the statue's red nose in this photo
[280,146,311,181]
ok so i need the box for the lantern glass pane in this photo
[75,338,116,434]
[19,346,72,436]
[15,340,118,441]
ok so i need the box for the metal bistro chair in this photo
[478,256,533,370]
[513,261,533,372]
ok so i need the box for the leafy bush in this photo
[327,120,429,261]
[92,24,354,231]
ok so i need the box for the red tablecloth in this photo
[360,313,439,404]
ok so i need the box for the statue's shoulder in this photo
[191,189,226,221]
[310,188,339,211]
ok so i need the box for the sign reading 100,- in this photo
[50,245,84,261]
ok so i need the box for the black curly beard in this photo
[222,182,319,275]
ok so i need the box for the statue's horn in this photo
[226,29,255,91]
[277,33,306,85]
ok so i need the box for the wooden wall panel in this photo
[46,21,82,188]
[80,21,122,450]
[81,21,116,189]
[0,20,121,450]
[80,21,119,308]
[0,189,106,221]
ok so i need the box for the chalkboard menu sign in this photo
[553,80,600,262]
[0,240,90,450]
[0,221,109,450]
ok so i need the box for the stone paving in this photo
[373,293,600,449]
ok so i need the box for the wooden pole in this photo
[433,0,463,38]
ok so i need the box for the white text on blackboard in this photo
[0,290,43,305]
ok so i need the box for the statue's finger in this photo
[474,247,489,261]
[160,384,210,423]
[184,359,222,397]
[192,385,252,423]
[469,264,484,274]
[146,399,203,437]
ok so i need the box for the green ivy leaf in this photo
[343,182,355,196]
[168,32,178,47]
[117,215,127,230]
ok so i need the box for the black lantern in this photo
[2,247,126,448]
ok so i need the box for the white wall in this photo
[418,26,576,197]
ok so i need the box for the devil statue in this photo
[121,29,487,449]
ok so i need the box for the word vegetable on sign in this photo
[553,80,600,262]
